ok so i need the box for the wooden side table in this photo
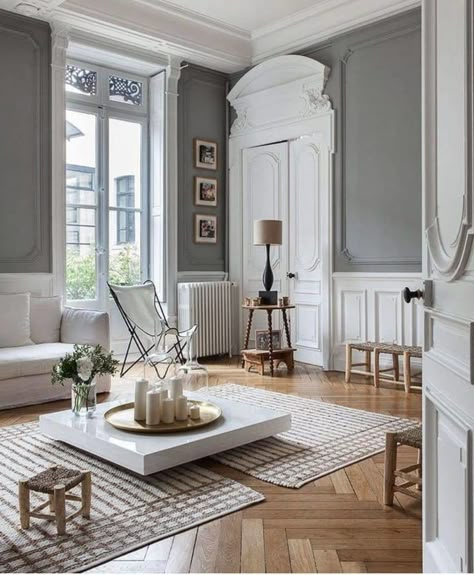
[241,304,295,376]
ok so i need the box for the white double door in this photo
[242,136,330,367]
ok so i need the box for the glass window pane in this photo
[65,209,97,301]
[66,110,97,300]
[109,212,141,286]
[65,64,97,96]
[109,75,143,106]
[109,119,141,209]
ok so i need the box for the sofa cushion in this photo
[30,296,62,344]
[0,343,75,382]
[0,293,32,348]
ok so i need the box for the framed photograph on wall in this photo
[194,176,217,207]
[194,214,217,244]
[194,138,217,170]
[255,330,282,351]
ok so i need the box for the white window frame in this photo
[65,60,150,310]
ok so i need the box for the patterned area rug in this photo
[208,384,417,488]
[0,423,264,573]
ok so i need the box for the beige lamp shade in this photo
[253,219,282,246]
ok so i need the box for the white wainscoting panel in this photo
[0,274,54,297]
[332,272,423,370]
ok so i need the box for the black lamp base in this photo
[259,290,278,305]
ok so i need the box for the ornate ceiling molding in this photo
[0,0,420,74]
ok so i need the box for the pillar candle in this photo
[175,395,188,421]
[189,405,201,420]
[161,397,175,424]
[159,388,169,404]
[169,376,184,400]
[134,378,149,421]
[146,389,161,426]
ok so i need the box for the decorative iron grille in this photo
[109,75,143,105]
[65,64,97,95]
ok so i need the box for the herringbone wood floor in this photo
[0,358,422,573]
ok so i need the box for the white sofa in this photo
[0,293,111,410]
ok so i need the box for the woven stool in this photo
[19,466,91,535]
[345,342,397,383]
[374,344,422,392]
[384,425,422,505]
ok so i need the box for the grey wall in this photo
[177,64,227,273]
[229,9,422,273]
[0,10,51,273]
[301,9,422,272]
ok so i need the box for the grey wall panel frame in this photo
[0,9,51,273]
[300,8,422,272]
[177,64,227,273]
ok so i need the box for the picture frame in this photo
[194,214,217,244]
[194,176,217,207]
[255,330,282,351]
[194,138,218,170]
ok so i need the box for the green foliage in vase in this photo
[51,344,119,386]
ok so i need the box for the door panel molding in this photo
[425,0,474,280]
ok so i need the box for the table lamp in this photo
[254,219,282,305]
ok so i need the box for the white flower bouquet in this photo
[52,344,119,415]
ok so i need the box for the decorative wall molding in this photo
[177,271,228,283]
[0,273,54,296]
[0,12,52,273]
[332,272,423,370]
[51,24,68,296]
[338,22,422,268]
[228,55,332,137]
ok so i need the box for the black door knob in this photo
[287,272,296,279]
[403,287,423,304]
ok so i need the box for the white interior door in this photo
[422,1,474,572]
[242,142,288,345]
[288,135,330,368]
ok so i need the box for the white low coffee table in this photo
[39,391,291,475]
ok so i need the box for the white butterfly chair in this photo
[108,281,193,377]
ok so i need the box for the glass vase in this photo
[176,330,209,396]
[71,381,96,417]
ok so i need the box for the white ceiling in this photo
[0,0,420,72]
[153,0,320,34]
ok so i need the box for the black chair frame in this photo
[108,280,186,378]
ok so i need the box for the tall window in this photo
[65,61,148,305]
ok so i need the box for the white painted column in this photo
[51,26,69,297]
[163,56,181,325]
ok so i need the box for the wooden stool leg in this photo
[54,484,66,535]
[365,350,371,376]
[384,433,398,506]
[416,448,422,491]
[392,353,400,381]
[18,480,30,529]
[345,344,352,383]
[81,471,92,519]
[374,349,381,388]
[403,352,412,393]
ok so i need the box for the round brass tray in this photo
[104,399,222,433]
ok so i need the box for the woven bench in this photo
[374,344,422,392]
[384,425,422,505]
[19,465,92,535]
[345,342,398,383]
